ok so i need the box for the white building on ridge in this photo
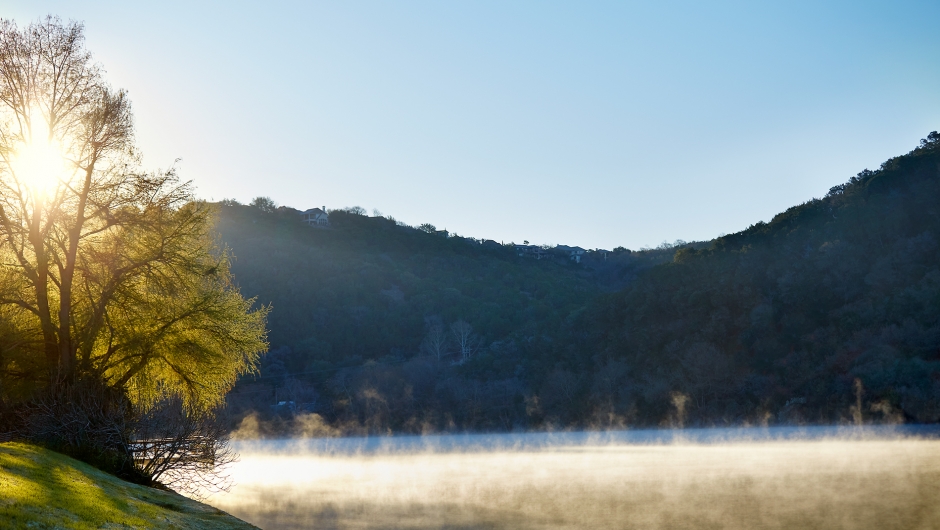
[300,206,330,227]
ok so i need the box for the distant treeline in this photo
[220,132,940,434]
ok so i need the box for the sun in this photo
[10,114,67,194]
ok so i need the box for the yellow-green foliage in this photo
[0,443,256,529]
[0,19,269,412]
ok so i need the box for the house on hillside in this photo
[555,245,586,263]
[300,207,330,227]
[515,244,548,260]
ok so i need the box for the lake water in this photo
[209,426,940,529]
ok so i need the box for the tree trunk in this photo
[57,166,94,377]
[28,194,58,372]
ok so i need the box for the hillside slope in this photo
[217,133,940,433]
[216,203,675,433]
[0,442,255,529]
[569,132,940,426]
[0,443,255,530]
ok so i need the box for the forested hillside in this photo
[570,132,940,426]
[220,132,940,433]
[216,203,676,433]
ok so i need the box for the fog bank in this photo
[209,428,940,529]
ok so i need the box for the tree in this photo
[249,196,277,213]
[919,131,939,148]
[0,17,268,414]
[420,315,449,360]
[450,319,478,363]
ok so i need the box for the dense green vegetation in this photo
[221,132,940,433]
[217,203,676,433]
[573,132,940,427]
[0,19,267,488]
[0,442,255,529]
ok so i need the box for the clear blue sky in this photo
[6,1,940,249]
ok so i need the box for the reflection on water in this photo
[210,426,940,530]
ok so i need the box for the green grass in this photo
[0,442,257,529]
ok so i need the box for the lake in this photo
[210,426,940,529]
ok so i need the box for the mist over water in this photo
[211,427,940,530]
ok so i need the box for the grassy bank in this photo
[0,442,256,529]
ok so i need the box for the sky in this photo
[5,1,940,250]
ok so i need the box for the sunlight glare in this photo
[10,114,67,194]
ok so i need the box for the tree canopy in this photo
[0,17,268,412]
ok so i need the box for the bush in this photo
[16,378,143,483]
[14,379,234,495]
[133,398,236,498]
